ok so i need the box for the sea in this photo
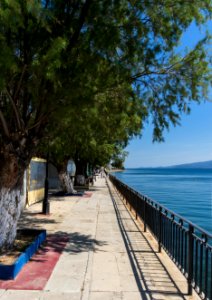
[113,168,212,234]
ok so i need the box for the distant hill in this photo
[167,160,212,169]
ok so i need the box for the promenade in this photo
[0,176,200,300]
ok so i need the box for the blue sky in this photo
[125,100,212,167]
[125,21,212,168]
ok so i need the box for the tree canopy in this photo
[0,0,211,186]
[0,0,211,250]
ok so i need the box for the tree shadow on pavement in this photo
[29,231,107,264]
[18,211,58,229]
[64,231,107,254]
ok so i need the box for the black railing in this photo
[109,174,212,300]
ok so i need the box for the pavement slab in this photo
[0,290,42,300]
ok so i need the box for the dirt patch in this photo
[0,233,36,265]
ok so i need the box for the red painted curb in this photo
[0,234,68,290]
[83,192,92,198]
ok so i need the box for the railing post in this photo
[204,235,208,299]
[135,194,138,220]
[158,207,162,253]
[144,198,147,232]
[188,224,194,295]
[129,190,132,211]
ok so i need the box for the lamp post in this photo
[42,146,50,214]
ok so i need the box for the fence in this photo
[109,174,212,300]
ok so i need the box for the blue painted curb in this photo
[0,229,46,280]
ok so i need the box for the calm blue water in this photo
[114,168,212,233]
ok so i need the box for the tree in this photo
[111,147,128,170]
[0,0,211,249]
[0,0,93,249]
[39,80,143,190]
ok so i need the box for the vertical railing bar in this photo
[200,240,203,294]
[179,224,182,269]
[188,224,194,295]
[205,240,208,299]
[171,214,174,259]
[185,231,188,276]
[166,214,170,253]
[158,206,162,253]
[181,228,185,273]
[163,214,167,249]
[144,198,147,232]
[173,221,176,261]
[169,216,171,255]
[181,223,184,272]
[161,212,164,248]
[194,239,198,289]
[176,223,179,264]
[163,215,165,249]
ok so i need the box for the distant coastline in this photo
[134,160,212,169]
[109,168,124,173]
[165,160,212,169]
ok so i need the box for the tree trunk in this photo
[58,171,77,193]
[57,161,77,194]
[0,153,26,250]
[58,167,77,194]
[0,188,22,250]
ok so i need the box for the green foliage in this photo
[111,148,128,170]
[0,0,211,178]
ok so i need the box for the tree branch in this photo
[68,0,92,51]
[14,64,27,101]
[26,110,53,131]
[5,89,23,131]
[130,58,186,81]
[0,109,10,137]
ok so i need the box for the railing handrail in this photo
[109,174,212,240]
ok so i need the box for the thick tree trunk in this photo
[57,161,77,194]
[0,151,27,250]
[0,153,26,250]
[0,188,22,250]
[58,171,77,193]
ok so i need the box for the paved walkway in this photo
[0,176,200,300]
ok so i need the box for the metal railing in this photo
[109,174,212,300]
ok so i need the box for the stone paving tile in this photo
[0,291,5,298]
[40,291,81,300]
[0,290,42,300]
[90,252,121,292]
[89,291,122,300]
